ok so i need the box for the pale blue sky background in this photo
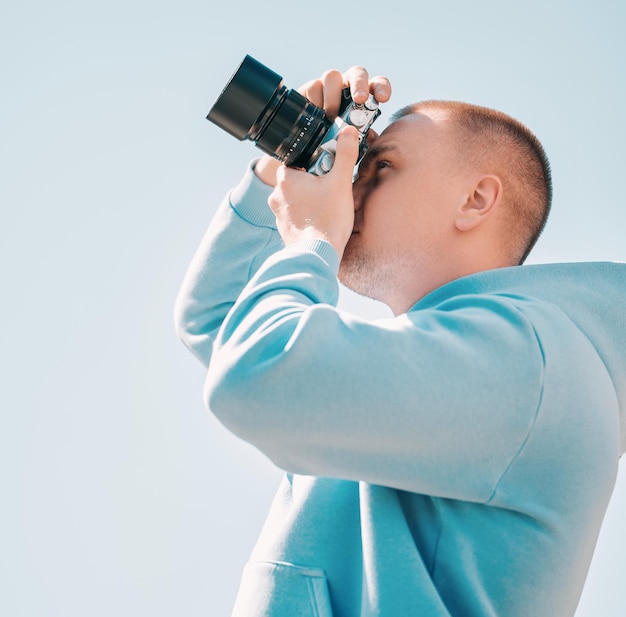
[1,0,624,615]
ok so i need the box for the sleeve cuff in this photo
[229,160,277,229]
[284,239,340,275]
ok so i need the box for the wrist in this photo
[229,162,277,228]
[281,226,348,261]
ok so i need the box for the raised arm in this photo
[174,65,391,366]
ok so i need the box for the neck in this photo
[384,252,512,316]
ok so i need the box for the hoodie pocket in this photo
[231,560,334,617]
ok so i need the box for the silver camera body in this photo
[307,88,381,175]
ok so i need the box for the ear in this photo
[454,175,502,232]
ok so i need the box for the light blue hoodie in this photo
[175,163,626,617]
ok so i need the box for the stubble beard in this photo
[338,235,399,304]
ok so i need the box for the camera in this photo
[206,55,381,175]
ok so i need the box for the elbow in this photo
[203,354,323,478]
[204,355,281,451]
[173,292,196,351]
[204,366,257,443]
[172,293,216,366]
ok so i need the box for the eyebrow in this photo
[365,143,400,159]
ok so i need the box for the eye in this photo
[354,157,391,183]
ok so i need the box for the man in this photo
[175,66,625,616]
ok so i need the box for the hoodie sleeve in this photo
[174,163,283,367]
[204,244,550,503]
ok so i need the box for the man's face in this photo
[339,110,464,306]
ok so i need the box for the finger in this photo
[274,164,306,202]
[268,167,287,215]
[321,69,344,119]
[342,65,370,104]
[369,75,392,103]
[267,186,280,215]
[363,128,380,154]
[275,162,288,185]
[329,126,360,180]
[298,78,323,108]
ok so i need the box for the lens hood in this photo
[207,55,284,141]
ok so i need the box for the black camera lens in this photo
[207,55,331,169]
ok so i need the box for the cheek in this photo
[364,197,417,251]
[383,193,449,252]
[361,174,448,247]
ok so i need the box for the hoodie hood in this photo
[419,261,626,456]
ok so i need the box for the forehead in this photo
[374,110,452,156]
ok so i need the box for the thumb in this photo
[329,126,360,180]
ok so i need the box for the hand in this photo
[255,66,392,186]
[268,125,361,259]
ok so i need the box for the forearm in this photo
[174,162,282,366]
